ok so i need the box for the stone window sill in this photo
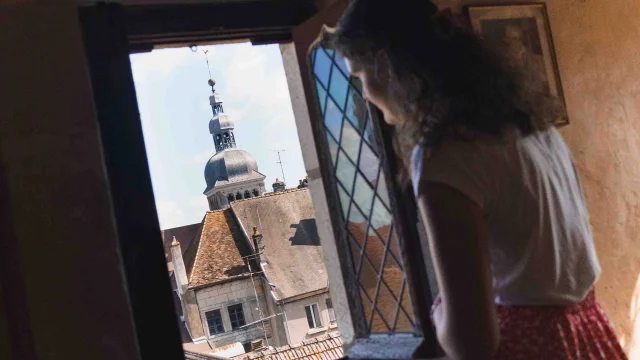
[307,327,326,335]
[346,334,425,359]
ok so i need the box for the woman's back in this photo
[412,127,601,305]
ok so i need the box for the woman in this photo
[325,0,627,359]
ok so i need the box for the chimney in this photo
[272,178,286,193]
[297,178,309,189]
[251,226,264,263]
[170,236,189,296]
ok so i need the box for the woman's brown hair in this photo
[324,0,564,160]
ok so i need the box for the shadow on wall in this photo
[289,219,320,246]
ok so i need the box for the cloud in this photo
[155,195,208,230]
[192,149,214,164]
[130,46,204,82]
[155,199,189,230]
[220,43,294,123]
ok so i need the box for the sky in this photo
[130,43,307,230]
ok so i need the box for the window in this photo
[252,189,259,197]
[326,298,336,324]
[228,194,234,203]
[235,192,242,200]
[310,45,416,334]
[227,303,246,330]
[305,303,323,329]
[205,309,224,335]
[244,190,251,199]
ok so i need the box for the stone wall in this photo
[195,278,272,348]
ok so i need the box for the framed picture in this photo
[468,4,568,125]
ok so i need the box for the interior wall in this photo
[0,1,141,359]
[432,0,640,356]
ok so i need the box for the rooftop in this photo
[189,209,252,287]
[161,222,203,273]
[231,188,328,301]
[233,332,343,360]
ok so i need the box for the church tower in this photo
[203,79,266,210]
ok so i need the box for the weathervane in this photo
[203,49,215,92]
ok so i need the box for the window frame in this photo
[205,309,225,336]
[304,303,323,329]
[325,298,336,324]
[291,0,440,356]
[79,0,439,358]
[227,303,246,330]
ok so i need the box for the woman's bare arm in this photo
[417,182,499,360]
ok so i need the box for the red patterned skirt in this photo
[494,290,627,359]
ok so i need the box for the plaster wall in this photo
[283,292,336,345]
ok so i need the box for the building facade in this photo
[169,210,274,356]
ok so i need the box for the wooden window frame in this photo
[227,303,246,330]
[205,309,225,335]
[305,303,323,329]
[79,1,439,358]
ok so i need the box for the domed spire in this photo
[207,79,236,153]
[198,51,266,209]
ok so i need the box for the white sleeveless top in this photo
[411,127,601,305]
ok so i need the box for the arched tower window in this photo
[235,192,242,200]
[252,189,259,197]
[227,194,234,203]
[244,190,251,199]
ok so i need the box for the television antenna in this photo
[273,149,286,185]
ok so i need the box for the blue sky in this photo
[130,43,307,229]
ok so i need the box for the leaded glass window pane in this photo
[310,45,416,334]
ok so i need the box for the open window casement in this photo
[290,1,439,357]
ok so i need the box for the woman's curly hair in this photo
[323,0,564,162]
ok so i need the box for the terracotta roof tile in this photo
[189,209,250,287]
[235,335,342,360]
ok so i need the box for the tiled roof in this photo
[231,189,328,301]
[184,350,227,360]
[161,222,203,272]
[189,209,251,287]
[346,221,414,332]
[234,332,343,360]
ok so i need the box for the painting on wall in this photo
[468,4,568,125]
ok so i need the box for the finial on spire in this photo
[203,50,215,93]
[171,236,180,247]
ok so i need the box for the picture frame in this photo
[467,4,569,126]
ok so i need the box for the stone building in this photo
[160,80,338,357]
[167,209,272,357]
[165,189,338,356]
[232,189,337,345]
[203,80,266,210]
